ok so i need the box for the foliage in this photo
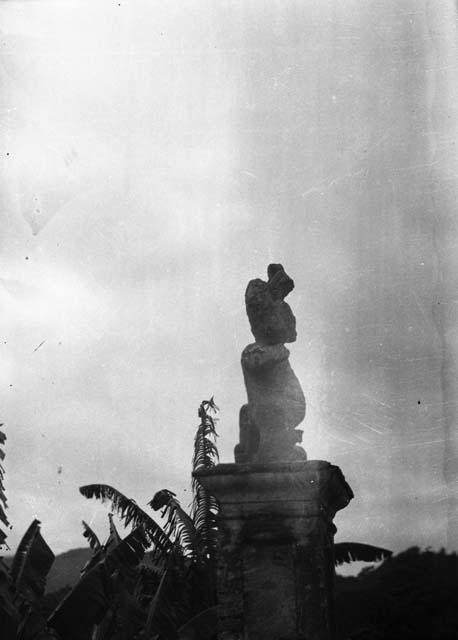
[190,399,220,563]
[0,519,55,640]
[0,424,9,549]
[148,490,197,559]
[79,485,172,559]
[6,396,456,640]
[11,519,55,603]
[68,398,221,640]
[47,526,149,640]
[336,547,458,640]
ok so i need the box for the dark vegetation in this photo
[335,547,458,640]
[1,400,221,640]
[1,411,457,639]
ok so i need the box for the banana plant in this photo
[1,426,56,640]
[47,525,149,640]
[0,424,9,550]
[74,398,220,640]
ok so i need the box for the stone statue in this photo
[235,264,307,463]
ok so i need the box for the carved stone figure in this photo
[235,264,307,463]
[245,263,296,345]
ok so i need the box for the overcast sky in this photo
[1,0,458,557]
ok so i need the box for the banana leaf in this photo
[11,520,55,604]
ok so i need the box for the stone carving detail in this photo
[234,264,307,463]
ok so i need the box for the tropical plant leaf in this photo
[50,526,149,639]
[106,513,122,550]
[11,519,55,602]
[192,399,219,474]
[144,551,194,640]
[105,526,150,574]
[149,491,197,559]
[0,425,9,547]
[144,566,169,635]
[76,398,222,639]
[0,558,19,639]
[191,484,219,563]
[79,484,172,555]
[93,570,145,640]
[47,558,114,639]
[82,521,102,552]
[334,542,392,566]
[190,399,220,564]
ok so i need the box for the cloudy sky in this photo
[1,0,458,557]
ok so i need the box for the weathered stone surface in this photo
[245,264,297,345]
[240,343,306,462]
[235,264,306,463]
[234,404,259,464]
[216,266,354,638]
[194,461,354,640]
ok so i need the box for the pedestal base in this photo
[194,460,353,640]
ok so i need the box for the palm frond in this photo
[79,484,172,555]
[334,542,392,566]
[82,521,102,552]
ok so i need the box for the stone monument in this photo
[235,263,306,463]
[194,265,353,640]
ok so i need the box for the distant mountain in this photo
[45,547,91,593]
[1,546,92,627]
[3,547,92,593]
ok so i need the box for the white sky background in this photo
[1,0,458,556]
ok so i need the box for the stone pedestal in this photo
[194,460,353,640]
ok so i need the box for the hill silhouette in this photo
[335,547,458,639]
[45,547,91,593]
